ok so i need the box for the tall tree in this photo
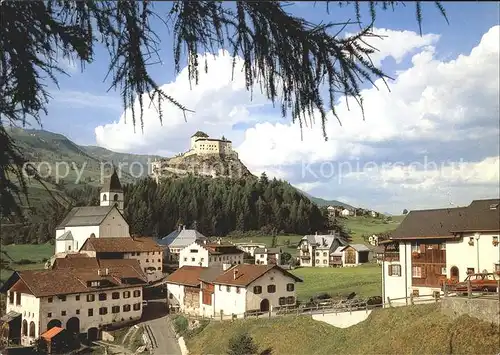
[0,1,448,221]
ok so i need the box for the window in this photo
[190,249,198,253]
[59,295,66,302]
[286,296,295,305]
[253,286,262,294]
[99,293,107,301]
[112,306,120,314]
[218,285,222,291]
[226,286,231,292]
[99,307,108,315]
[279,297,286,305]
[169,293,173,299]
[68,245,71,251]
[123,291,131,299]
[315,252,320,256]
[183,258,187,262]
[88,309,93,316]
[286,283,294,292]
[87,294,95,302]
[146,259,149,263]
[467,268,474,275]
[412,266,422,278]
[315,259,319,264]
[323,252,327,257]
[495,264,500,273]
[260,254,264,258]
[388,264,401,276]
[493,236,499,244]
[158,259,161,262]
[133,290,141,298]
[123,304,131,312]
[267,285,276,293]
[9,292,14,304]
[103,194,107,201]
[76,310,80,315]
[191,258,195,262]
[112,292,120,300]
[236,287,240,294]
[61,311,66,316]
[75,295,80,301]
[323,260,327,264]
[133,303,141,311]
[48,312,52,318]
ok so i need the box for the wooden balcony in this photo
[411,249,445,264]
[384,252,400,262]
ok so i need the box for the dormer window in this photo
[489,203,498,210]
[102,194,107,201]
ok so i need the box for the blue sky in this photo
[31,2,500,213]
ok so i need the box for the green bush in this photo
[15,259,36,265]
[227,332,258,355]
[173,315,189,334]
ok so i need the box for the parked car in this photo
[454,273,500,295]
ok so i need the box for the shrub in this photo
[15,259,36,265]
[172,315,189,335]
[227,332,258,355]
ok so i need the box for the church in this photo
[54,169,129,256]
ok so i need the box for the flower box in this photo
[411,252,420,258]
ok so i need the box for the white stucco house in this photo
[166,264,303,319]
[234,242,267,257]
[297,233,348,267]
[179,241,244,268]
[254,247,284,266]
[156,226,208,262]
[0,259,147,346]
[54,169,129,256]
[381,198,500,307]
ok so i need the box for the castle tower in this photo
[100,168,124,213]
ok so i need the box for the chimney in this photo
[233,268,238,280]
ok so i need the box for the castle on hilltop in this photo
[184,131,236,157]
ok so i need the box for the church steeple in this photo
[100,167,124,213]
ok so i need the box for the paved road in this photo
[142,300,182,355]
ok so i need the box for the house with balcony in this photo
[0,260,147,346]
[156,226,208,262]
[297,233,348,267]
[381,198,500,307]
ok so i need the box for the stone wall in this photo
[441,297,500,324]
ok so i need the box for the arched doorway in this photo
[28,322,35,338]
[22,320,28,336]
[450,266,459,281]
[87,327,99,342]
[47,319,62,330]
[260,299,270,312]
[66,317,80,334]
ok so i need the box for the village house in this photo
[165,264,303,319]
[234,241,267,257]
[179,241,244,268]
[156,226,208,262]
[79,236,164,282]
[381,198,500,307]
[254,247,284,266]
[338,244,371,267]
[297,233,348,267]
[0,260,147,346]
[54,169,128,257]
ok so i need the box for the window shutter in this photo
[421,266,427,278]
[388,266,393,276]
[397,265,402,276]
[419,244,425,253]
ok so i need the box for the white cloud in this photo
[345,28,440,67]
[51,90,122,111]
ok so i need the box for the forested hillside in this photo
[124,174,327,237]
[1,175,328,244]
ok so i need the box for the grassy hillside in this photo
[342,215,405,244]
[186,304,500,355]
[296,189,354,209]
[291,264,381,300]
[0,243,53,284]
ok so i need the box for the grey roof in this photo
[199,266,224,283]
[0,311,21,323]
[56,230,73,241]
[301,234,348,249]
[57,206,115,229]
[157,228,207,247]
[347,244,371,252]
[101,169,123,193]
[331,247,343,256]
[254,247,282,254]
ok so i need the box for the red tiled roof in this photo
[81,236,163,253]
[166,266,207,287]
[213,264,302,287]
[41,326,64,341]
[10,279,33,295]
